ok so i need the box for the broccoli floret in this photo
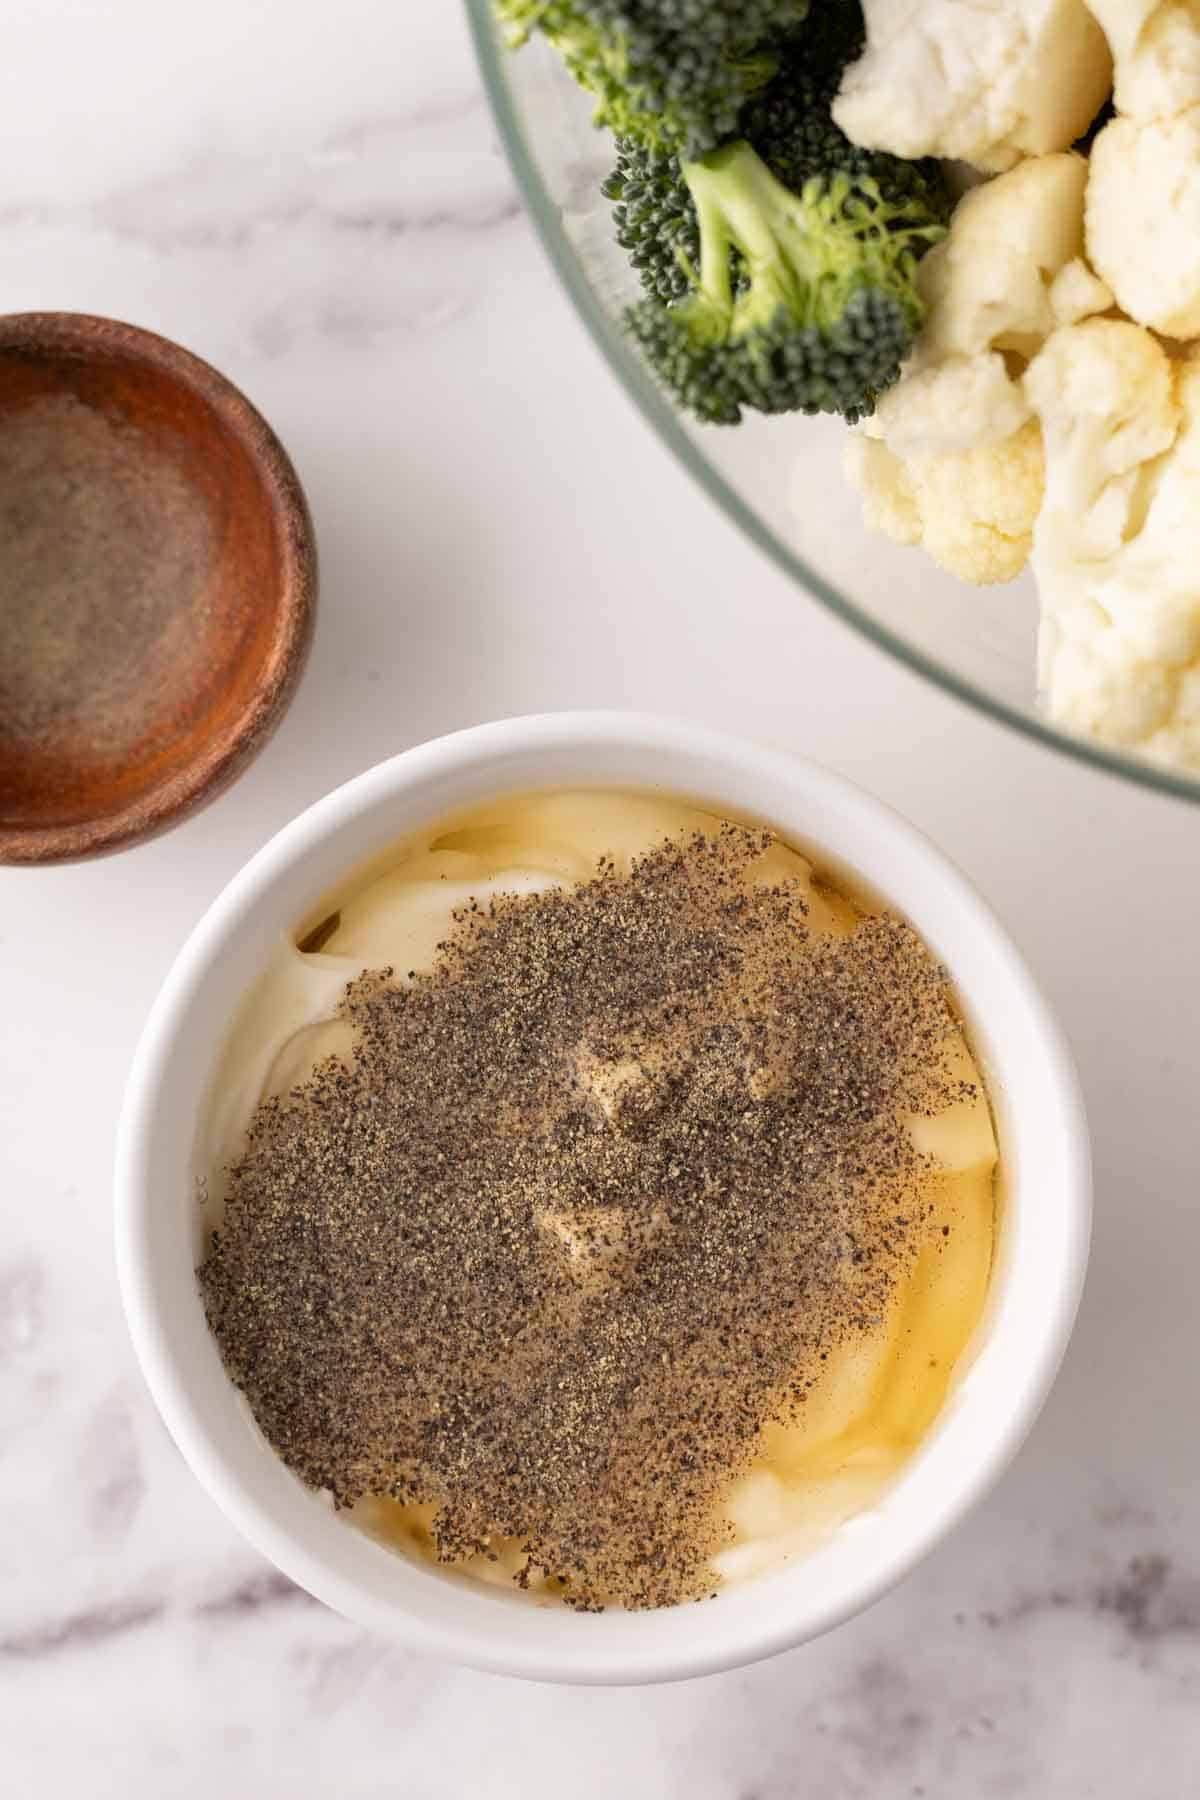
[605,138,743,305]
[503,0,946,423]
[495,0,811,158]
[625,141,941,425]
[603,1,947,311]
[603,141,701,303]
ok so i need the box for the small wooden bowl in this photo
[0,313,317,864]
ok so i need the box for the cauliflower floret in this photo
[1026,318,1200,766]
[846,418,1045,584]
[872,352,1033,457]
[840,156,1115,585]
[1086,108,1200,338]
[908,421,1047,582]
[920,154,1092,358]
[844,435,921,546]
[1083,2,1200,338]
[1048,257,1116,326]
[1084,0,1200,121]
[832,0,1112,173]
[1026,317,1178,556]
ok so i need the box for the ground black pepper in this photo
[200,824,969,1610]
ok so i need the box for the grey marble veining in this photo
[3,3,1200,1796]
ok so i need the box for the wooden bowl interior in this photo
[0,321,310,860]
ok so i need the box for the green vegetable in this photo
[500,0,946,424]
[626,142,942,426]
[603,141,703,305]
[494,0,811,158]
[604,0,947,314]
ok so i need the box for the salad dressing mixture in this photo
[201,793,997,1608]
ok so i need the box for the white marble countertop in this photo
[3,3,1199,1793]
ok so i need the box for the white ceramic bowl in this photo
[115,713,1090,1685]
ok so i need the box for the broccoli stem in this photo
[684,145,855,332]
[684,141,939,339]
[687,149,782,300]
[688,171,737,320]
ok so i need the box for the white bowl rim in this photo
[114,710,1091,1685]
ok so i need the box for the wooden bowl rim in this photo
[0,311,317,866]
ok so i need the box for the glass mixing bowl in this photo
[466,2,1200,808]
